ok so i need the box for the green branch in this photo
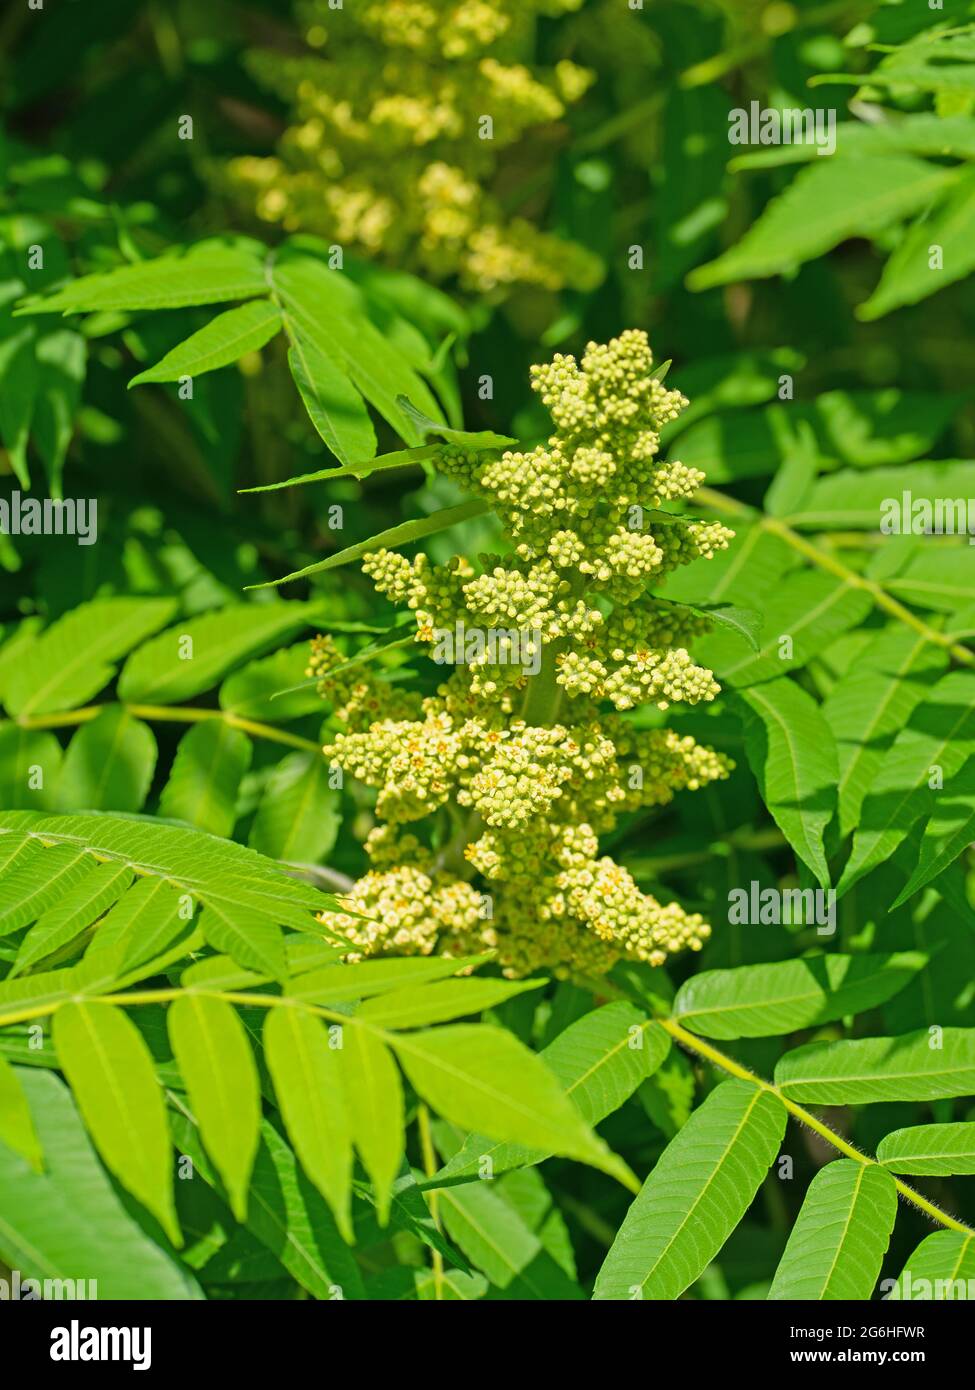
[13,704,322,754]
[519,638,566,726]
[660,1016,975,1238]
[0,984,370,1037]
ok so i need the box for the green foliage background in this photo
[1,0,975,1303]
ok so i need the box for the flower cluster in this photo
[312,333,734,977]
[328,859,496,964]
[433,330,733,599]
[223,0,601,294]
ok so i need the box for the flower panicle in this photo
[315,334,734,978]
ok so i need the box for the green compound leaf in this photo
[775,1028,975,1104]
[286,333,377,466]
[674,953,926,1040]
[885,548,975,613]
[129,299,282,385]
[728,115,975,171]
[838,669,975,896]
[270,253,443,443]
[365,1267,486,1300]
[768,1160,897,1300]
[168,995,261,1222]
[891,760,975,908]
[11,858,133,977]
[84,877,187,976]
[676,390,957,483]
[859,168,975,320]
[395,393,516,449]
[691,602,763,652]
[593,1079,786,1300]
[53,1001,180,1245]
[200,901,286,982]
[248,751,340,863]
[220,643,331,721]
[0,965,97,1031]
[240,443,440,494]
[171,1108,365,1300]
[0,724,61,810]
[877,1122,975,1176]
[289,955,492,1006]
[0,843,96,936]
[822,626,948,840]
[353,1166,472,1276]
[0,810,331,964]
[437,1179,583,1300]
[0,322,38,487]
[638,1047,696,1141]
[783,460,975,530]
[699,571,871,686]
[32,327,86,499]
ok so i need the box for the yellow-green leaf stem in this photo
[11,703,321,754]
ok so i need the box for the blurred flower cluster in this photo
[223,0,602,294]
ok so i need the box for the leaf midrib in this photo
[820,1164,867,1298]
